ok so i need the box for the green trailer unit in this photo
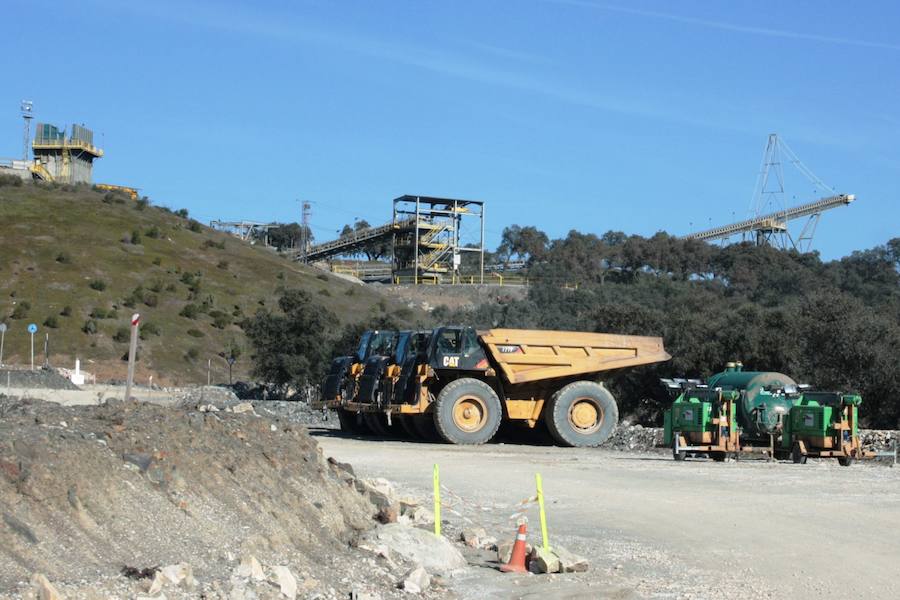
[783,392,865,466]
[664,388,740,461]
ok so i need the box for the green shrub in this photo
[276,272,285,280]
[143,293,159,308]
[165,282,177,292]
[90,307,109,319]
[175,208,189,218]
[148,279,164,293]
[60,305,72,317]
[135,197,149,210]
[185,348,199,361]
[217,260,229,270]
[318,288,331,297]
[203,239,225,249]
[188,220,202,233]
[43,315,59,328]
[180,304,200,319]
[187,328,205,338]
[55,251,73,264]
[11,303,29,319]
[145,225,162,239]
[89,279,107,291]
[152,256,163,266]
[112,327,130,343]
[140,322,161,339]
[130,229,142,245]
[0,174,24,187]
[82,319,98,334]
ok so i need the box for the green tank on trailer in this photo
[706,362,797,441]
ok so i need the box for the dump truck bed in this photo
[479,328,671,385]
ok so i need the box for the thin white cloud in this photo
[551,0,900,51]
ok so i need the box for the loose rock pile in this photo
[0,397,447,599]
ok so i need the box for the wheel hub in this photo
[453,396,487,432]
[569,398,602,433]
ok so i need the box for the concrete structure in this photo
[0,159,34,181]
[31,123,103,184]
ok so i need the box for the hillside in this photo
[0,181,411,384]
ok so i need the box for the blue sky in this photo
[1,1,897,258]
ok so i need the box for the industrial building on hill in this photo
[0,102,103,184]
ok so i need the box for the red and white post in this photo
[124,313,140,401]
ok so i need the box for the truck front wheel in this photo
[545,381,618,447]
[433,378,502,445]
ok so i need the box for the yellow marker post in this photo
[536,473,550,551]
[433,464,441,537]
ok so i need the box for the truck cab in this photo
[427,326,489,373]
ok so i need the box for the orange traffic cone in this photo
[500,521,528,573]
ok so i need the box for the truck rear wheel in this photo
[433,378,502,445]
[545,381,618,447]
[337,409,366,435]
[363,413,390,436]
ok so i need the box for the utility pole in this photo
[21,100,33,161]
[299,200,311,263]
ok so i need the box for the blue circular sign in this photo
[27,323,37,334]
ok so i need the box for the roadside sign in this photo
[0,323,6,366]
[28,323,37,370]
[0,323,7,333]
[124,313,140,401]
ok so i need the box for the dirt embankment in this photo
[0,398,434,599]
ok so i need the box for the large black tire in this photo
[710,451,727,462]
[792,443,807,464]
[545,381,618,447]
[398,415,422,440]
[412,414,440,442]
[838,455,854,467]
[432,378,503,445]
[363,413,390,437]
[337,409,367,434]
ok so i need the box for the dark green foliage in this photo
[175,208,189,218]
[88,279,107,291]
[318,288,331,297]
[0,174,24,187]
[112,327,130,343]
[135,197,149,210]
[203,239,226,250]
[43,315,59,328]
[140,321,161,339]
[143,293,159,308]
[185,347,199,361]
[152,256,163,266]
[187,328,205,338]
[81,319,98,334]
[130,229,142,245]
[60,305,72,317]
[90,307,112,319]
[217,260,229,270]
[242,289,339,394]
[180,304,200,319]
[55,251,73,264]
[145,225,162,239]
[187,220,203,233]
[11,302,29,319]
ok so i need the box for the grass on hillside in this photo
[0,182,414,385]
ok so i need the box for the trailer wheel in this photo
[433,378,502,445]
[710,451,727,462]
[545,381,618,447]
[838,455,854,467]
[337,409,367,435]
[791,443,807,464]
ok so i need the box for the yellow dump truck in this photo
[321,326,670,447]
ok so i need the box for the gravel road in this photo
[314,431,900,600]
